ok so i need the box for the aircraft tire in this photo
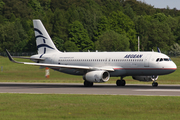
[152,82,158,87]
[84,81,93,87]
[116,80,126,86]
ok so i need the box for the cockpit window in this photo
[160,58,163,61]
[156,58,159,62]
[164,58,169,61]
[156,58,171,62]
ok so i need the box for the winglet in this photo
[5,49,22,64]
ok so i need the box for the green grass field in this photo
[0,93,179,120]
[0,56,179,84]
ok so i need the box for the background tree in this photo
[123,3,135,20]
[0,20,28,52]
[0,0,5,15]
[52,8,68,41]
[52,37,64,51]
[68,21,94,51]
[173,17,180,44]
[153,13,167,22]
[148,19,175,51]
[108,11,137,50]
[63,41,79,52]
[93,16,109,42]
[76,1,102,40]
[135,15,150,51]
[95,30,130,51]
[125,0,156,15]
[0,0,180,54]
[169,43,180,56]
[3,0,32,19]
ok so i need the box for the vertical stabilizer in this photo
[33,19,60,55]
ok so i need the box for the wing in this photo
[5,49,114,71]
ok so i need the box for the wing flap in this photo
[24,62,91,70]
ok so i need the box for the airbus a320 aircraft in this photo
[6,19,177,87]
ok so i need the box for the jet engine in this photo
[83,71,110,83]
[132,75,158,82]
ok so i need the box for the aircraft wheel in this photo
[84,81,93,87]
[121,80,126,86]
[152,82,158,87]
[116,80,121,86]
[116,80,126,86]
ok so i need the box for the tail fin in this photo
[33,19,60,54]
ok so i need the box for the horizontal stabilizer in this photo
[12,56,44,61]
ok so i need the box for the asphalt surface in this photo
[0,83,180,96]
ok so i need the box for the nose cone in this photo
[172,61,177,70]
[161,61,177,75]
[168,61,177,73]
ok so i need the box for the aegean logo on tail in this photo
[34,28,54,50]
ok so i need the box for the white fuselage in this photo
[32,51,177,77]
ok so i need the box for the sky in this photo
[137,0,180,10]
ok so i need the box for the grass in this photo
[0,56,82,83]
[0,93,179,120]
[0,56,180,84]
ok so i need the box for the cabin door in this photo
[144,54,151,67]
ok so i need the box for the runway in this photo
[0,83,180,96]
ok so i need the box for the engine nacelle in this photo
[83,71,110,83]
[132,75,158,82]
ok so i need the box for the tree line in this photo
[0,0,180,55]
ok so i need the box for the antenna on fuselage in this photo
[157,47,161,53]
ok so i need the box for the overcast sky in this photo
[137,0,180,10]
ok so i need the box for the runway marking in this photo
[135,89,180,92]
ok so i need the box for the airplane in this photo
[6,19,177,87]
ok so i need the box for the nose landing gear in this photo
[152,76,158,87]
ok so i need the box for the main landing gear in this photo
[116,78,126,86]
[84,80,93,87]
